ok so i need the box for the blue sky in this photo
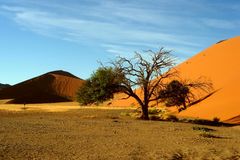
[0,0,239,85]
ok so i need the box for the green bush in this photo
[77,67,122,105]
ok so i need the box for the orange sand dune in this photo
[111,36,240,123]
[177,36,240,122]
[0,70,84,104]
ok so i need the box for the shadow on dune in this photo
[187,89,220,108]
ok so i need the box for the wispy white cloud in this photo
[0,0,238,59]
[1,5,202,46]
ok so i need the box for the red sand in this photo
[0,70,84,104]
[110,36,240,124]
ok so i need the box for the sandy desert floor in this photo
[0,103,239,160]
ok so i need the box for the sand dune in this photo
[0,70,84,104]
[177,36,240,122]
[110,36,240,123]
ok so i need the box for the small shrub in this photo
[120,110,141,119]
[150,115,162,121]
[120,112,130,117]
[199,132,223,139]
[190,118,221,126]
[148,107,159,114]
[166,115,179,122]
[213,117,220,123]
[148,107,171,121]
[171,151,186,160]
[192,126,216,132]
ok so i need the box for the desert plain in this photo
[0,102,239,160]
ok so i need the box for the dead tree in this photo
[111,48,176,120]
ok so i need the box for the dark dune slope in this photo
[0,70,84,104]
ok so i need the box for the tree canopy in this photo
[77,67,121,105]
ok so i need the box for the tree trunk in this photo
[140,105,149,120]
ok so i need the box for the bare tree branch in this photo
[110,48,176,119]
